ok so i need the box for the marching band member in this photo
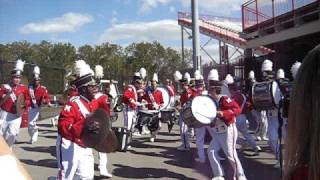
[27,66,52,144]
[177,72,196,151]
[94,65,112,178]
[142,73,164,142]
[257,60,273,142]
[206,69,247,180]
[227,74,261,155]
[0,59,30,148]
[261,59,281,168]
[193,70,214,163]
[245,71,264,141]
[166,79,176,107]
[56,60,100,180]
[122,72,143,132]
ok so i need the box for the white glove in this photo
[2,84,12,93]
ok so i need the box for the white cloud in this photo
[180,0,242,15]
[98,19,180,44]
[19,12,93,34]
[139,0,171,13]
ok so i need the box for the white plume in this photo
[174,71,182,82]
[139,67,147,79]
[74,60,87,76]
[291,61,301,79]
[152,73,158,82]
[134,72,141,78]
[184,72,191,83]
[276,69,285,79]
[208,69,219,81]
[248,70,255,79]
[33,66,40,75]
[15,59,25,72]
[224,74,234,84]
[95,65,104,79]
[194,70,202,80]
[261,59,273,71]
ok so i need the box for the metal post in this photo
[181,26,185,63]
[255,0,259,24]
[219,40,222,64]
[191,0,201,73]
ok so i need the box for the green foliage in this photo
[0,40,192,93]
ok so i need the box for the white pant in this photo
[195,126,214,160]
[123,106,136,131]
[267,114,279,159]
[179,115,190,148]
[56,135,94,180]
[28,107,40,142]
[98,152,108,171]
[207,124,246,179]
[236,114,258,150]
[257,110,268,138]
[0,109,22,148]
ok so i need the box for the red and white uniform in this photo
[167,85,175,107]
[57,96,100,180]
[122,85,138,130]
[142,89,164,110]
[28,84,51,143]
[232,91,259,152]
[178,87,197,150]
[208,95,247,179]
[94,92,112,177]
[0,84,30,147]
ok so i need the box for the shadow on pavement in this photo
[20,158,57,169]
[21,145,56,157]
[112,164,197,180]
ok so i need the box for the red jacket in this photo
[94,92,111,116]
[0,84,30,114]
[231,92,248,114]
[291,166,308,180]
[180,87,197,106]
[218,96,241,126]
[58,96,100,147]
[167,85,175,97]
[142,88,164,110]
[122,85,138,110]
[28,84,51,108]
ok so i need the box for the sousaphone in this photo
[81,108,119,153]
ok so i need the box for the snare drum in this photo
[252,81,282,110]
[136,110,160,132]
[181,95,217,128]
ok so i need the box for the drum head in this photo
[191,95,216,124]
[156,86,171,110]
[272,81,282,106]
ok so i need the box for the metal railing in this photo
[242,0,319,30]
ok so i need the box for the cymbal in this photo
[81,108,118,153]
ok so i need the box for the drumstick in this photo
[194,111,212,119]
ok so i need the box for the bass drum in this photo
[156,86,173,110]
[252,81,282,110]
[136,110,160,132]
[181,95,217,128]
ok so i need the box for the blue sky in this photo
[0,0,244,62]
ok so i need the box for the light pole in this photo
[191,0,201,73]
